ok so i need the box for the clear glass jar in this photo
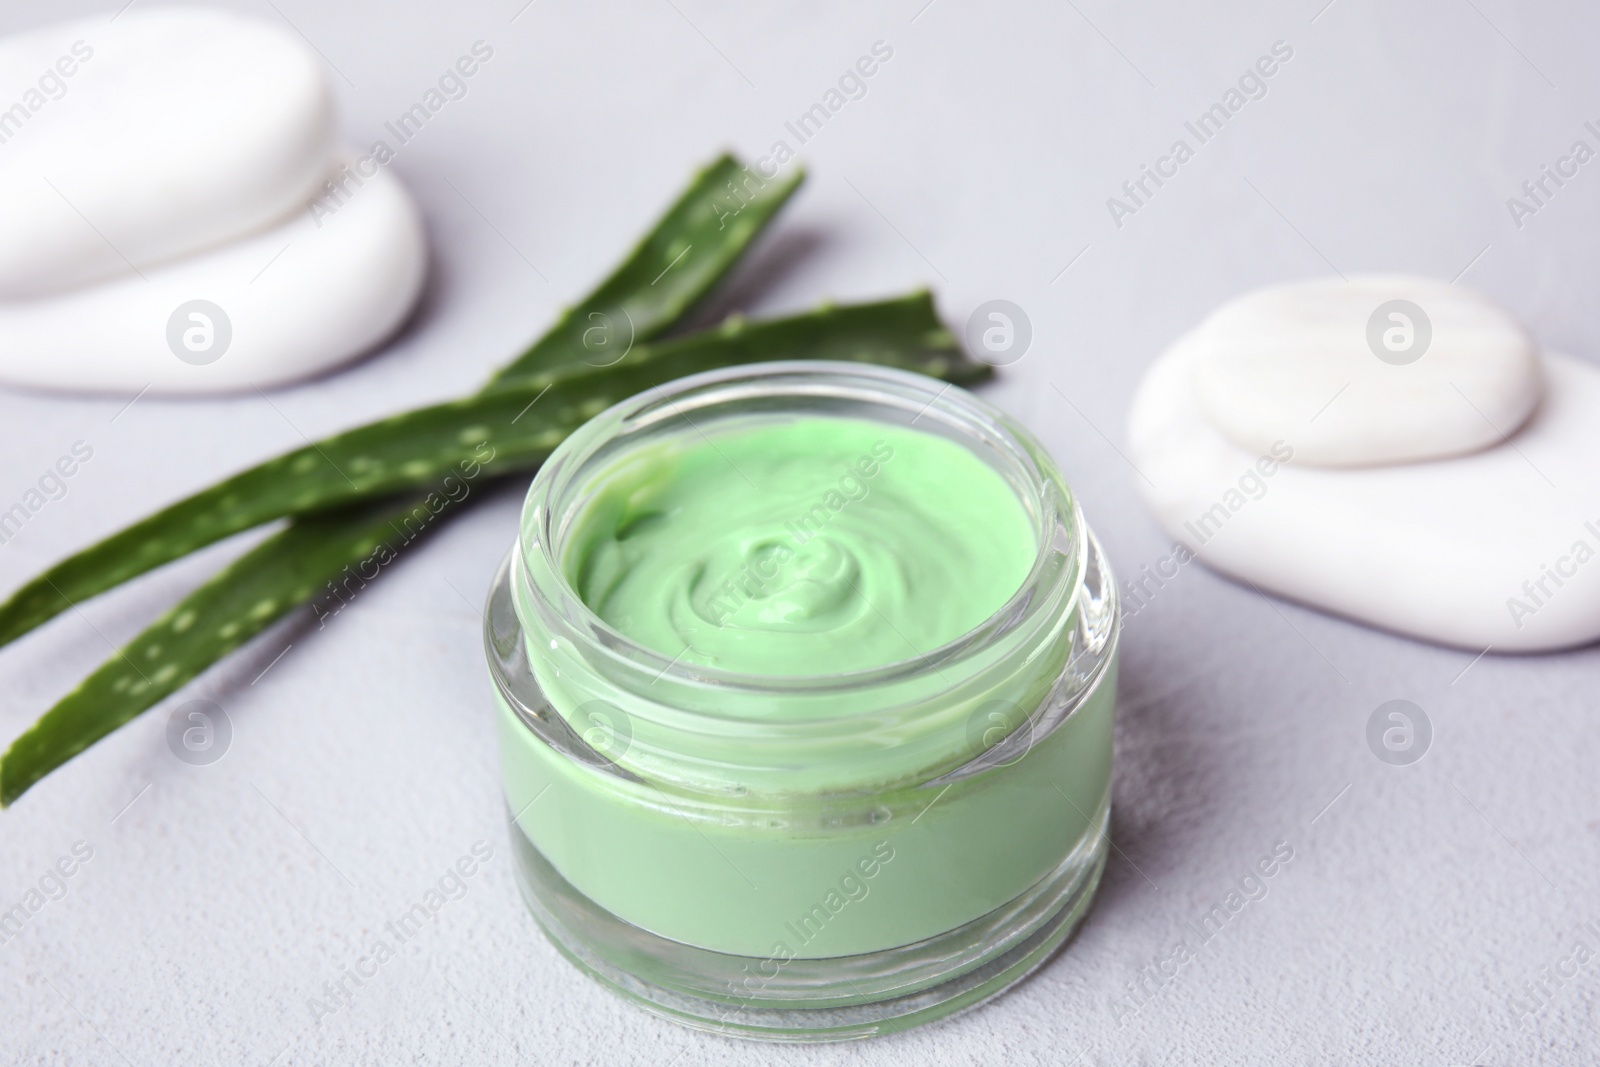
[485,361,1119,1041]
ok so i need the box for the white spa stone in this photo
[1192,275,1542,467]
[1129,331,1600,652]
[0,154,427,395]
[0,7,334,297]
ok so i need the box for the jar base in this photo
[506,797,1110,1042]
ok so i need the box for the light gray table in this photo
[2,1,1596,1063]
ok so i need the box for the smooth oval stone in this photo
[1192,275,1542,467]
[0,155,426,395]
[1129,331,1600,652]
[0,8,333,297]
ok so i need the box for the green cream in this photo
[496,679,1114,958]
[495,367,1119,973]
[563,417,1037,675]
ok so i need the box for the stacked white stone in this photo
[1128,274,1600,651]
[0,6,426,393]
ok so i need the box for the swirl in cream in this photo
[564,417,1036,675]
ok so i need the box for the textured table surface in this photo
[2,1,1598,1063]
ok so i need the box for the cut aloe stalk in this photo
[0,153,807,805]
[0,153,994,807]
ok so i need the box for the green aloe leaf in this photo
[0,153,805,805]
[0,293,984,805]
[2,152,810,806]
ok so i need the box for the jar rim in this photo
[514,360,1084,696]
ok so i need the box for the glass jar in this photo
[485,361,1119,1041]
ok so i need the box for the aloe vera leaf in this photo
[0,496,449,806]
[0,154,816,804]
[0,294,984,805]
[488,155,804,385]
[0,293,979,650]
[0,153,808,804]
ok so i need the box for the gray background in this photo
[2,0,1597,1063]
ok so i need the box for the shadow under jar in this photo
[485,361,1119,1041]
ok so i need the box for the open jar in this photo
[485,361,1119,1040]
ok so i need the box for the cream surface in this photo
[564,416,1038,675]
